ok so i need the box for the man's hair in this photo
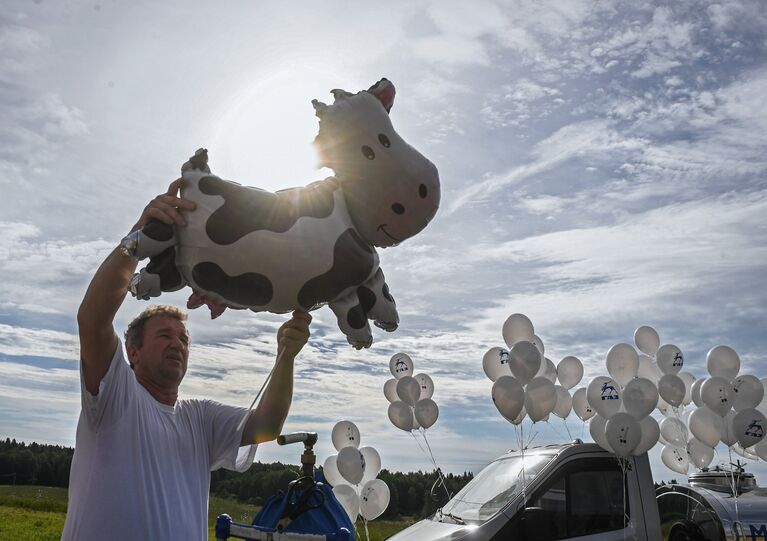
[124,305,188,350]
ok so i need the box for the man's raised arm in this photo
[77,178,195,395]
[242,311,312,445]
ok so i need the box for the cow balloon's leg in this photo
[129,247,187,300]
[120,220,178,261]
[329,292,374,349]
[358,268,398,332]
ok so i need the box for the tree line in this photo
[1,439,472,519]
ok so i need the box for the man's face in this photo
[129,316,190,389]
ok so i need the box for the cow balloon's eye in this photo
[362,146,375,160]
[419,184,428,198]
[378,134,391,147]
[392,203,405,215]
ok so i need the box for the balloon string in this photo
[363,518,370,541]
[619,457,629,540]
[421,428,451,499]
[519,422,527,504]
[236,351,284,432]
[410,430,445,494]
[727,447,740,522]
[563,418,573,441]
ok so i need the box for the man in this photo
[62,179,312,540]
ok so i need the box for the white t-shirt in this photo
[61,340,257,541]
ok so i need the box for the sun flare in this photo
[210,66,353,193]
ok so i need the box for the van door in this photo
[491,457,640,541]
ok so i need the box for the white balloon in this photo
[359,447,381,485]
[512,406,526,426]
[660,417,688,448]
[536,356,558,384]
[525,377,557,422]
[633,416,660,455]
[637,355,662,383]
[623,377,659,420]
[359,479,390,521]
[733,408,767,449]
[589,415,613,452]
[411,407,420,431]
[557,356,584,390]
[656,344,684,375]
[687,437,715,470]
[677,372,696,406]
[383,378,398,403]
[656,396,672,417]
[323,455,346,487]
[396,376,421,406]
[414,373,435,400]
[706,345,740,380]
[414,398,439,429]
[532,334,545,355]
[492,376,525,422]
[732,442,760,460]
[388,401,414,432]
[552,386,573,419]
[661,445,689,475]
[572,387,595,421]
[337,446,365,485]
[701,376,734,416]
[332,420,361,451]
[691,378,705,408]
[333,484,360,523]
[389,353,414,379]
[606,343,639,387]
[502,313,535,348]
[587,376,622,419]
[634,325,660,356]
[720,410,738,447]
[658,374,686,408]
[482,347,511,382]
[508,341,542,385]
[605,412,641,458]
[689,406,723,448]
[732,375,764,411]
[754,436,767,461]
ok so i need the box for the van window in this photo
[495,457,628,540]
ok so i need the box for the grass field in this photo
[0,486,415,541]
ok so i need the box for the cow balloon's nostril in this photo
[392,203,405,215]
[419,184,428,198]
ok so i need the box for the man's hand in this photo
[132,178,196,232]
[277,310,312,359]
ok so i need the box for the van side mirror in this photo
[519,507,556,541]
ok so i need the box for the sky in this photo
[1,0,767,487]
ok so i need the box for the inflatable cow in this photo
[121,78,440,348]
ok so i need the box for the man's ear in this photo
[126,344,140,366]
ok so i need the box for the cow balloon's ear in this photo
[312,99,328,118]
[367,78,395,113]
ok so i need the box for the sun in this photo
[209,65,349,193]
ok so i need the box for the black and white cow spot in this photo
[199,176,337,245]
[191,261,274,306]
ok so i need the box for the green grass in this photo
[0,486,415,540]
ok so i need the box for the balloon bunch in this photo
[485,314,585,432]
[383,353,449,497]
[584,325,767,477]
[384,353,439,431]
[322,421,390,528]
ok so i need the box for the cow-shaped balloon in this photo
[121,79,440,349]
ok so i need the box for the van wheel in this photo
[669,523,704,541]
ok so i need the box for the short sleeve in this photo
[203,401,257,472]
[80,339,135,431]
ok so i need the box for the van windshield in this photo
[440,453,554,523]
